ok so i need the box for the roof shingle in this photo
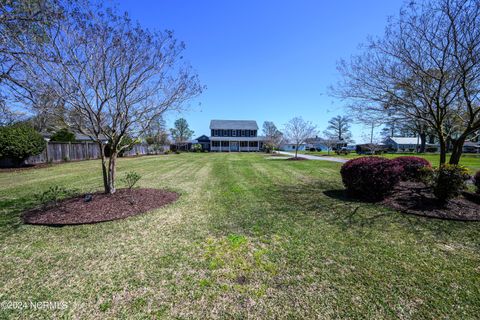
[210,120,258,130]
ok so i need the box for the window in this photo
[232,130,236,136]
[249,141,258,147]
[241,130,245,137]
[212,141,220,147]
[221,141,229,147]
[240,141,248,147]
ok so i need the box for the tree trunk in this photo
[419,131,426,153]
[438,135,447,165]
[99,143,110,194]
[295,145,298,158]
[449,135,467,165]
[107,152,117,194]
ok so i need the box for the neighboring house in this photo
[210,120,265,152]
[463,141,480,153]
[279,143,308,152]
[356,143,388,154]
[196,135,210,151]
[305,137,348,151]
[384,136,437,152]
[42,132,109,143]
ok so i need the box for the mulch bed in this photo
[382,182,480,221]
[286,157,309,161]
[23,188,179,226]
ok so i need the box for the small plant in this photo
[122,171,141,190]
[340,157,404,201]
[391,156,431,181]
[474,171,480,194]
[35,186,77,209]
[191,143,202,152]
[431,165,470,203]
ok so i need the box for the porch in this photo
[210,140,262,152]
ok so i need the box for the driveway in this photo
[276,151,348,163]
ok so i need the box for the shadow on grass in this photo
[261,179,480,243]
[0,196,37,238]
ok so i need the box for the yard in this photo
[1,153,479,318]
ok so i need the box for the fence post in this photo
[45,141,49,162]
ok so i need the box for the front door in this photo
[230,141,239,152]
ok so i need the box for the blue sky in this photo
[118,0,404,142]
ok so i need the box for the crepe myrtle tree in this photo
[19,3,202,194]
[284,117,317,158]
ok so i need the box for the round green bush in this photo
[433,164,470,202]
[0,123,46,165]
[474,170,480,194]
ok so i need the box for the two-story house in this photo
[210,120,265,152]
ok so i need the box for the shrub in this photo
[340,157,404,201]
[431,165,470,203]
[0,123,46,165]
[122,171,141,189]
[50,128,76,142]
[391,156,431,181]
[191,143,202,152]
[474,171,480,194]
[35,185,77,209]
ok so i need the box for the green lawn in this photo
[300,151,480,172]
[1,153,479,318]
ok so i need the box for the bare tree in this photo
[284,117,317,158]
[0,0,64,109]
[333,0,480,165]
[320,138,338,155]
[262,121,283,152]
[323,115,353,142]
[18,3,202,193]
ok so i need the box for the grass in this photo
[1,153,480,318]
[300,151,480,172]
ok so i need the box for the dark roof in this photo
[464,141,480,147]
[196,135,210,141]
[210,120,258,130]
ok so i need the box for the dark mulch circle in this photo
[286,157,309,161]
[382,182,480,221]
[23,188,179,226]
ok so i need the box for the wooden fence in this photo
[24,142,159,165]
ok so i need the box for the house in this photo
[279,143,308,151]
[356,143,388,154]
[304,137,347,151]
[384,136,440,152]
[463,141,480,153]
[196,135,210,151]
[209,120,265,152]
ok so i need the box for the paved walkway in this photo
[276,151,348,163]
